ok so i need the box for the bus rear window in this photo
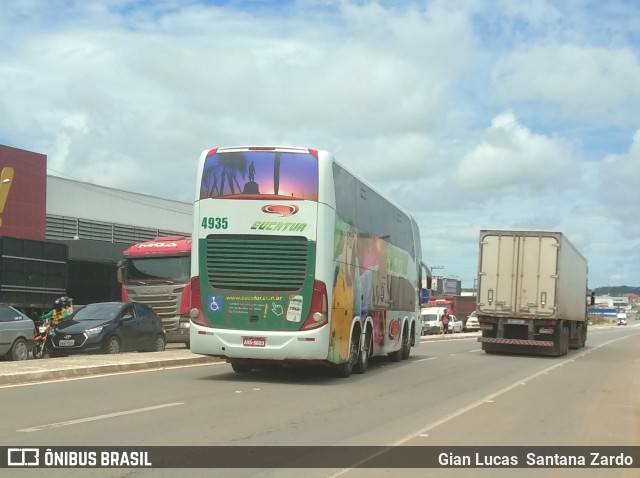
[200,150,319,201]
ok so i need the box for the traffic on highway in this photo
[1,323,638,477]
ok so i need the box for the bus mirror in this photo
[420,288,429,305]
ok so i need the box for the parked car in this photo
[0,303,35,361]
[465,311,480,332]
[47,302,166,355]
[447,314,463,333]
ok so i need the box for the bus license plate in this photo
[507,319,525,325]
[242,337,266,347]
[59,339,75,347]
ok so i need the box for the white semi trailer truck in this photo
[476,230,589,356]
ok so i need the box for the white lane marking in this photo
[326,334,635,478]
[413,357,438,362]
[0,361,225,389]
[17,402,183,432]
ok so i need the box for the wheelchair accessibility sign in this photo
[207,296,223,313]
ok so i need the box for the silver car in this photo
[0,303,35,361]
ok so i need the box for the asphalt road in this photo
[1,325,638,478]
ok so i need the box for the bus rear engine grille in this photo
[205,235,310,291]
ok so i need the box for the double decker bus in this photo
[189,146,424,377]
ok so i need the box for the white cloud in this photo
[598,129,640,233]
[495,0,562,27]
[451,111,578,198]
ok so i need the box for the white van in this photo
[617,311,627,326]
[420,307,448,335]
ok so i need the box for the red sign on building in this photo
[0,144,47,240]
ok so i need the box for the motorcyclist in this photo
[61,296,74,316]
[41,298,69,325]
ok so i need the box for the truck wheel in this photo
[482,344,500,354]
[8,338,29,361]
[552,333,561,357]
[553,329,569,356]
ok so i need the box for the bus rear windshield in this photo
[200,150,319,201]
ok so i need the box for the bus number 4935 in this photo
[202,217,229,229]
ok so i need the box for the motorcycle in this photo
[33,317,52,359]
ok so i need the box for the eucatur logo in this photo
[261,205,299,217]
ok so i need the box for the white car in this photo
[446,315,463,333]
[465,311,480,331]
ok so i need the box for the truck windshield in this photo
[125,257,190,284]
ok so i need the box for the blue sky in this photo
[1,0,639,289]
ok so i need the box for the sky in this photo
[1,0,639,289]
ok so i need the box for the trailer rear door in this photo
[478,232,558,318]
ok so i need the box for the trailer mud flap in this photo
[478,337,554,347]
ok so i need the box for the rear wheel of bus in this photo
[231,360,252,374]
[401,323,412,360]
[335,327,360,378]
[354,327,372,374]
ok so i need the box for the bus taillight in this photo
[189,276,208,327]
[301,280,328,331]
